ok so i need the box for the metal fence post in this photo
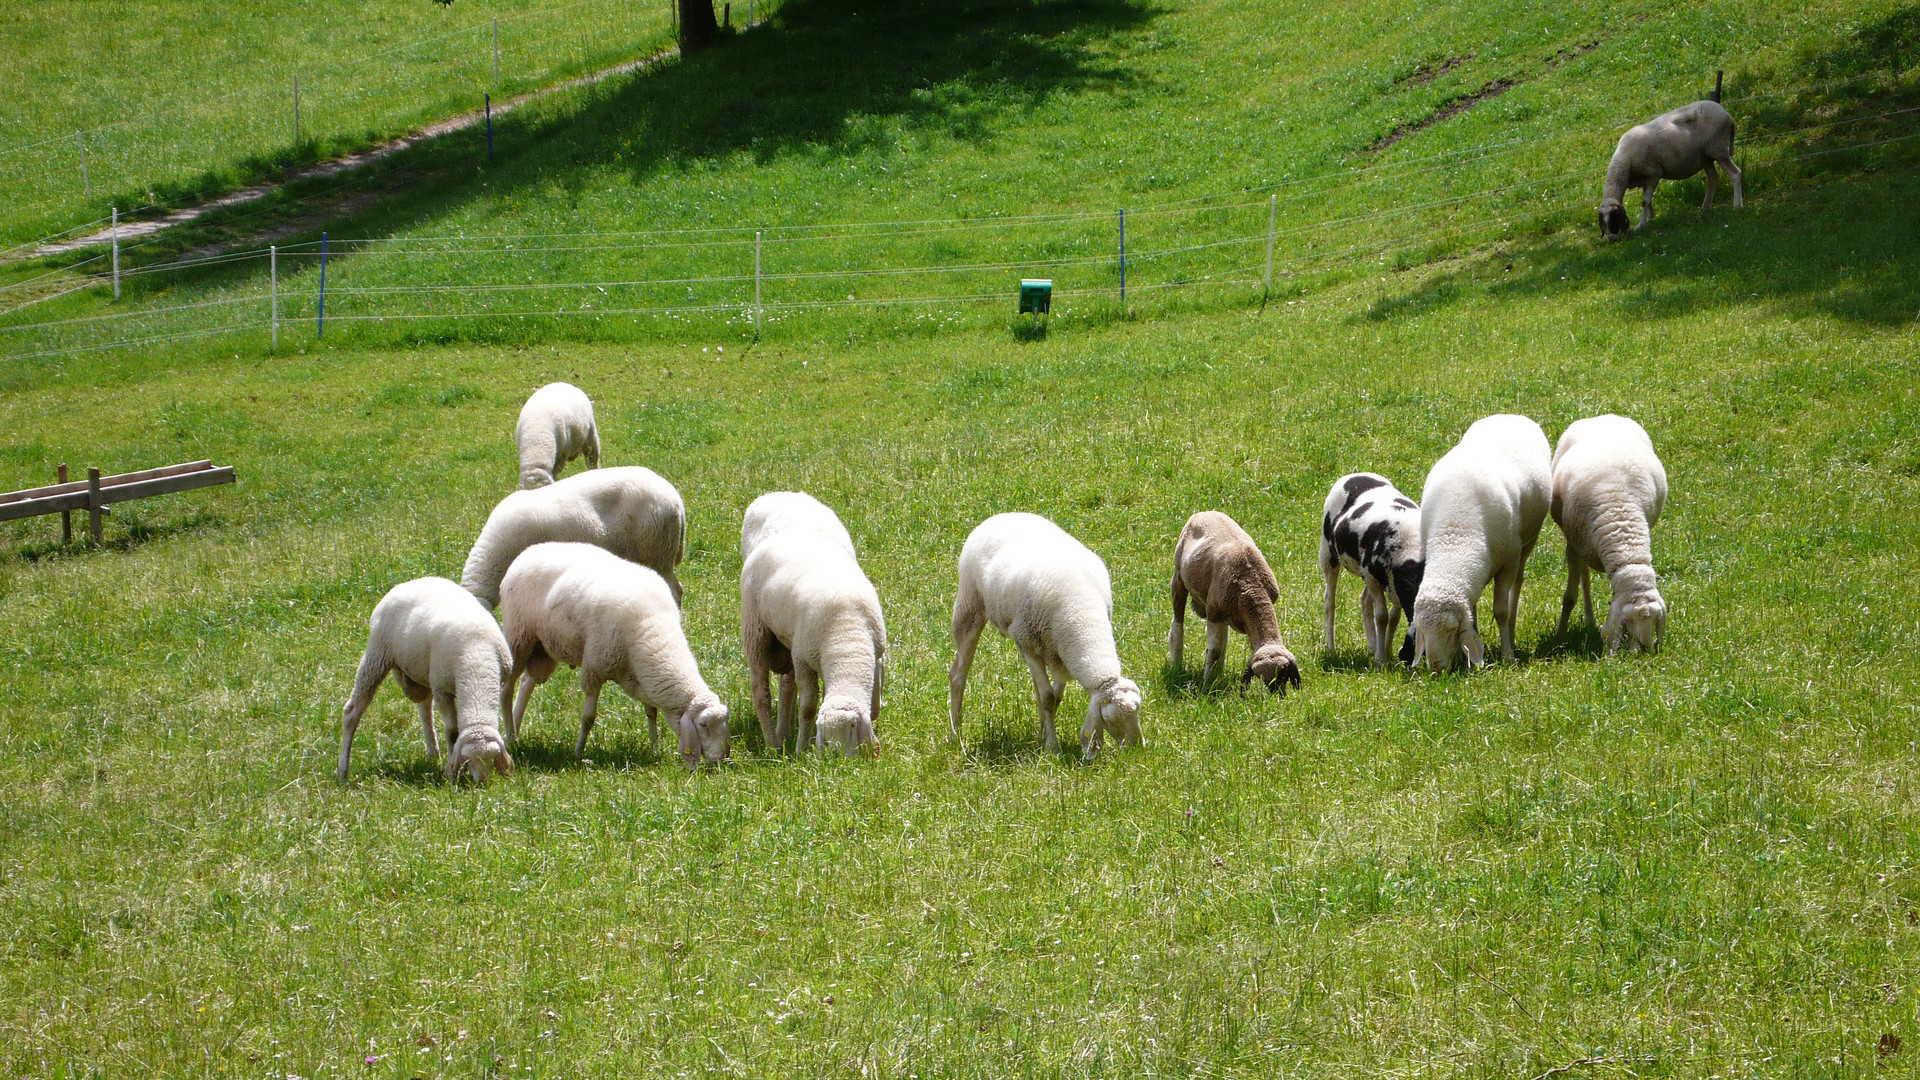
[318,233,328,339]
[1264,194,1276,298]
[270,245,279,351]
[1118,208,1126,308]
[754,230,762,337]
[111,207,120,300]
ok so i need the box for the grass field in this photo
[4,0,1920,1076]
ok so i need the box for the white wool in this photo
[949,512,1143,759]
[1600,100,1742,237]
[1412,415,1552,671]
[337,576,514,784]
[1317,472,1424,668]
[740,500,886,757]
[516,382,601,489]
[498,542,728,768]
[1551,414,1669,653]
[462,466,684,609]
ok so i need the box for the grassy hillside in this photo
[3,0,1920,1075]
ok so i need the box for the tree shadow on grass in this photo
[1363,7,1920,329]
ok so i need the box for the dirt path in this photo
[30,45,678,259]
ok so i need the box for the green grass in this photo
[0,0,679,245]
[4,0,1920,1075]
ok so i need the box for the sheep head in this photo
[1242,642,1301,695]
[447,727,515,784]
[1089,677,1144,751]
[816,696,879,758]
[1605,568,1665,655]
[1598,203,1630,240]
[675,696,731,768]
[1410,597,1481,673]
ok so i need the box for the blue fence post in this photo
[1118,208,1126,308]
[318,232,328,339]
[486,94,494,163]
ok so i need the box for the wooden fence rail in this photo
[0,460,237,543]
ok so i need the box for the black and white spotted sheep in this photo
[1318,472,1425,667]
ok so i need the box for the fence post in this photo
[754,230,762,337]
[318,233,328,339]
[493,18,501,83]
[76,132,90,195]
[486,94,494,163]
[270,245,279,351]
[86,467,104,545]
[293,76,302,145]
[1264,194,1276,299]
[1118,208,1126,308]
[111,207,121,300]
[58,463,71,544]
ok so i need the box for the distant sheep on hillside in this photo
[1600,100,1742,239]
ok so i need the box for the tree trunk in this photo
[678,0,718,53]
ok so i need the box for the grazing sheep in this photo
[1318,473,1425,667]
[1168,511,1301,692]
[1599,100,1742,239]
[740,490,855,562]
[516,382,601,489]
[949,513,1143,759]
[1551,414,1669,654]
[740,496,886,757]
[1410,415,1552,671]
[462,466,685,609]
[337,576,514,784]
[499,542,729,768]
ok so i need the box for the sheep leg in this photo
[745,625,777,750]
[1050,660,1068,706]
[576,673,603,757]
[1168,574,1189,670]
[1723,156,1743,208]
[1023,649,1062,753]
[948,599,986,742]
[1201,619,1228,690]
[1701,161,1718,212]
[1321,558,1340,653]
[1638,180,1658,228]
[1557,546,1584,638]
[1361,585,1384,666]
[437,691,459,756]
[1079,697,1105,760]
[585,428,601,469]
[646,705,660,753]
[1492,570,1521,662]
[336,651,393,781]
[776,672,797,754]
[1582,570,1595,631]
[796,665,821,753]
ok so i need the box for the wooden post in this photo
[86,466,104,545]
[58,463,71,544]
[1711,70,1723,102]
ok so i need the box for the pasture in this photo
[3,0,1920,1076]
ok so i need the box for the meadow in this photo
[3,0,1920,1076]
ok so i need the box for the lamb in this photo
[740,490,855,561]
[516,382,601,489]
[1318,473,1425,667]
[1168,511,1301,692]
[498,542,729,768]
[1550,414,1669,654]
[949,513,1143,759]
[336,576,514,784]
[740,494,886,757]
[1410,415,1552,672]
[1599,100,1742,239]
[462,466,685,609]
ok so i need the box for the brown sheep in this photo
[1169,511,1301,693]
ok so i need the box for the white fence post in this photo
[1264,194,1276,297]
[76,132,90,195]
[110,207,120,300]
[754,230,762,337]
[270,245,279,351]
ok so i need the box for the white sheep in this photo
[1551,414,1669,653]
[949,513,1143,759]
[1318,473,1424,668]
[740,496,886,757]
[499,542,729,768]
[462,466,685,609]
[1410,415,1552,671]
[740,490,855,561]
[516,382,601,489]
[1168,510,1301,692]
[1599,100,1742,239]
[337,576,514,784]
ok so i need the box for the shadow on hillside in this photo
[1362,8,1920,328]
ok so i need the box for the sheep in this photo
[949,513,1143,759]
[1318,473,1424,667]
[1599,100,1742,239]
[740,490,855,562]
[740,496,886,757]
[516,382,601,489]
[498,542,729,768]
[337,576,514,784]
[462,466,685,610]
[1410,415,1552,672]
[1551,414,1669,654]
[1168,510,1301,692]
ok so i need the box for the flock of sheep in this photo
[335,379,1670,784]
